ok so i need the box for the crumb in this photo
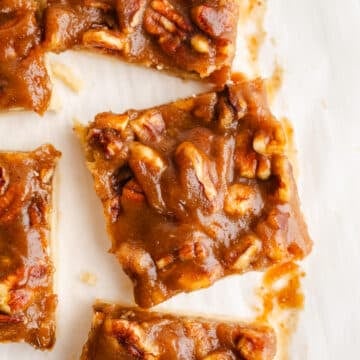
[270,37,277,46]
[321,99,328,109]
[51,62,84,93]
[80,272,98,286]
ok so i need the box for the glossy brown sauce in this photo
[81,303,277,360]
[0,144,61,349]
[256,262,305,360]
[77,79,312,308]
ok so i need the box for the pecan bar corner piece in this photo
[0,144,61,349]
[44,0,240,85]
[80,302,277,360]
[0,1,52,113]
[76,78,312,308]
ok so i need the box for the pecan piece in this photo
[237,328,276,360]
[88,127,125,160]
[117,243,156,278]
[253,123,286,156]
[129,143,167,212]
[272,155,291,203]
[116,0,147,31]
[130,111,165,143]
[224,184,263,217]
[191,34,210,54]
[191,5,234,38]
[105,318,159,359]
[175,142,217,202]
[231,235,262,271]
[83,29,126,51]
[144,0,192,53]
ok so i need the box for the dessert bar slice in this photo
[0,1,52,113]
[0,144,61,349]
[44,0,239,85]
[76,79,312,308]
[81,302,276,360]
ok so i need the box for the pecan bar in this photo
[81,302,276,360]
[0,144,61,349]
[44,0,239,84]
[76,79,312,308]
[0,1,52,113]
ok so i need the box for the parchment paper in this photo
[0,0,359,359]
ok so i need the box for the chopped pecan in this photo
[272,155,291,203]
[234,131,257,179]
[95,112,130,134]
[178,237,209,262]
[253,123,286,156]
[175,142,217,202]
[191,5,234,38]
[106,318,159,359]
[117,243,156,276]
[116,0,147,31]
[191,34,210,54]
[237,328,276,360]
[40,167,55,184]
[231,235,262,271]
[83,29,126,51]
[156,254,174,270]
[130,111,165,143]
[129,143,166,173]
[144,0,192,54]
[177,263,222,291]
[129,143,167,212]
[224,184,263,217]
[88,128,125,160]
[217,96,235,131]
[256,155,271,180]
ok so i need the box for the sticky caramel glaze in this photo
[77,79,312,308]
[0,2,51,113]
[0,144,61,349]
[257,262,305,323]
[81,303,277,360]
[44,0,239,84]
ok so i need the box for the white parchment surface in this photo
[0,1,359,359]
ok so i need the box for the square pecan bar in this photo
[76,79,312,308]
[0,1,52,113]
[81,302,276,360]
[0,144,61,349]
[44,0,239,84]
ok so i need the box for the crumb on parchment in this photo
[80,272,98,286]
